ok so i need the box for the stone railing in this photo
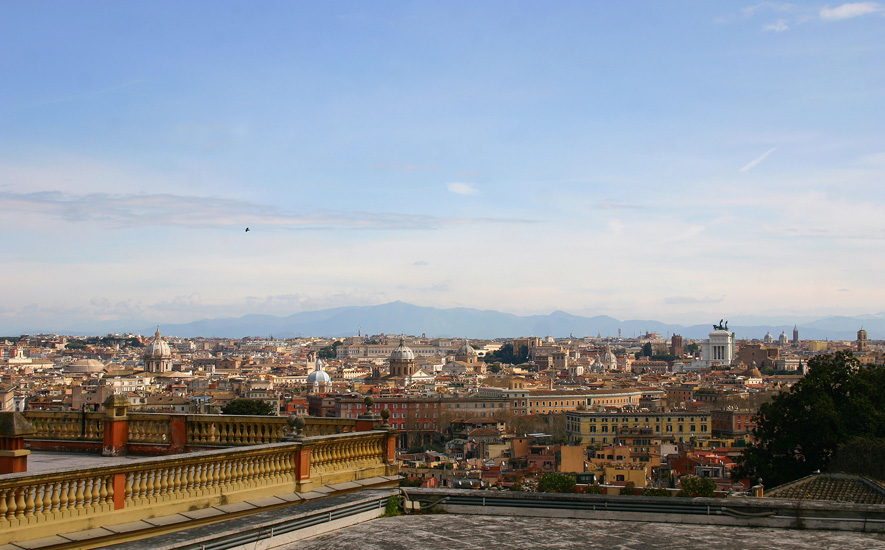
[0,430,398,545]
[24,411,105,441]
[21,406,368,456]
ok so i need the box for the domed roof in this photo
[390,338,415,361]
[65,358,106,374]
[307,357,331,384]
[456,340,477,357]
[144,328,171,359]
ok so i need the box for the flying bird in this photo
[245,227,250,232]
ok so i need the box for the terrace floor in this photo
[291,514,885,550]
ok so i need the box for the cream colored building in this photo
[566,410,711,445]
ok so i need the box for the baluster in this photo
[74,478,85,508]
[0,488,8,520]
[145,470,155,497]
[124,473,134,503]
[40,482,52,516]
[14,487,26,519]
[57,480,69,511]
[158,467,168,495]
[105,475,115,506]
[208,462,216,487]
[89,476,101,506]
[6,488,18,520]
[99,474,108,503]
[67,479,78,509]
[167,467,178,496]
[198,463,208,489]
[186,464,195,491]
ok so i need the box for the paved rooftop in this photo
[24,451,145,472]
[290,514,885,550]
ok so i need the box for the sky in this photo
[1,1,884,334]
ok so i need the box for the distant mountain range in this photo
[127,301,881,341]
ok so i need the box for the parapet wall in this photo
[401,488,885,533]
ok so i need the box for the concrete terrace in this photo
[292,515,885,550]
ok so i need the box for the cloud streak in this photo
[0,190,531,231]
[739,147,778,172]
[446,182,479,196]
[820,2,883,20]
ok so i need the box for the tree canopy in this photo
[221,398,275,415]
[484,343,529,365]
[537,472,576,493]
[733,352,885,487]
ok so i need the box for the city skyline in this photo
[2,2,884,332]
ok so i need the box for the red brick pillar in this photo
[102,394,130,457]
[294,443,312,482]
[169,415,187,454]
[385,430,398,464]
[0,412,36,474]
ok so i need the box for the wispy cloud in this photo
[413,260,428,266]
[447,182,479,196]
[594,203,646,210]
[739,147,778,172]
[664,296,726,305]
[763,19,790,31]
[820,2,883,20]
[742,2,795,17]
[0,190,530,231]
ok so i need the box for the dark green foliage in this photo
[537,472,576,493]
[677,476,717,497]
[829,437,885,481]
[484,343,529,365]
[733,352,885,487]
[382,496,401,517]
[221,398,274,415]
[685,343,700,354]
[619,481,638,496]
[584,484,603,494]
[317,340,342,359]
[641,486,672,497]
[398,477,424,487]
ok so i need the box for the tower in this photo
[670,335,684,357]
[792,325,799,344]
[857,327,868,352]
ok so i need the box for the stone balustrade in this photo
[20,409,365,456]
[0,430,398,545]
[25,411,105,441]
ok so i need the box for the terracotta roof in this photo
[766,473,885,504]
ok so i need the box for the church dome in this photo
[144,328,171,359]
[307,357,332,385]
[456,340,477,357]
[390,338,415,361]
[65,358,106,374]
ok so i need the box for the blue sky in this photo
[1,1,884,333]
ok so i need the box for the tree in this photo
[829,437,885,482]
[222,399,275,415]
[537,472,576,493]
[619,481,638,496]
[318,340,342,359]
[677,476,716,497]
[733,352,885,487]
